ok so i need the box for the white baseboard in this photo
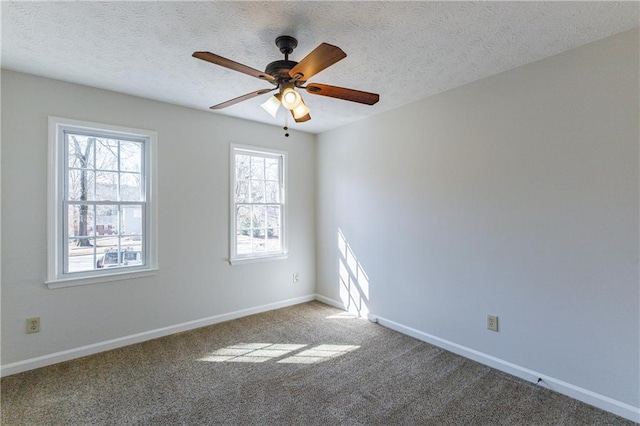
[0,294,316,378]
[314,294,347,310]
[371,314,639,423]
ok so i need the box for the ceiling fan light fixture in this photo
[261,94,281,118]
[292,99,310,120]
[281,87,302,110]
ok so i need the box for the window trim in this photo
[229,143,288,265]
[46,117,158,288]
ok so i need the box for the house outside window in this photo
[230,144,287,264]
[47,117,157,287]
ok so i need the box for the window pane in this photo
[268,227,280,238]
[67,169,95,201]
[67,134,94,169]
[267,206,280,228]
[266,205,280,252]
[68,204,95,238]
[119,240,143,265]
[96,205,118,237]
[237,206,251,233]
[236,155,250,180]
[236,231,251,255]
[120,172,143,201]
[250,156,264,180]
[95,138,119,170]
[120,141,142,172]
[121,205,142,236]
[121,247,143,267]
[265,158,279,181]
[250,181,265,202]
[67,237,96,273]
[267,229,281,252]
[235,181,249,203]
[95,171,118,201]
[253,206,266,229]
[252,234,267,252]
[96,244,120,269]
[265,182,280,203]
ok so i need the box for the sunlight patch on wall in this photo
[198,343,359,364]
[338,228,370,316]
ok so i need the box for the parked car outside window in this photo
[96,248,142,269]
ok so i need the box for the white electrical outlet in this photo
[487,315,499,332]
[293,272,299,283]
[26,317,41,334]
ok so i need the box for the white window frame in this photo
[230,143,288,265]
[47,117,158,288]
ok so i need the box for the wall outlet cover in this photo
[487,315,499,332]
[26,317,41,334]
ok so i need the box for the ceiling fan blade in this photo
[288,43,346,82]
[210,88,276,110]
[291,109,311,123]
[305,83,380,105]
[193,51,275,83]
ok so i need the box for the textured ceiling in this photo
[2,1,638,134]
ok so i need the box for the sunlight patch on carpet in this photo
[198,343,307,363]
[278,344,360,364]
[198,343,359,364]
[325,312,361,319]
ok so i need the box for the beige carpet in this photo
[1,301,634,425]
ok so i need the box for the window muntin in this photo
[48,117,156,285]
[231,145,286,262]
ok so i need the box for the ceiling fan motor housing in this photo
[265,60,299,81]
[264,36,302,86]
[266,36,301,83]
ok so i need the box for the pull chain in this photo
[283,113,290,137]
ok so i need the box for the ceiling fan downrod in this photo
[275,35,298,61]
[265,36,300,85]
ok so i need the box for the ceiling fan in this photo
[193,35,380,124]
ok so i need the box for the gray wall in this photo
[316,29,639,407]
[1,70,316,363]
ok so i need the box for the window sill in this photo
[229,254,288,266]
[46,268,159,289]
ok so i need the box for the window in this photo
[47,117,157,287]
[230,144,287,263]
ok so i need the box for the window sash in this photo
[62,201,146,274]
[62,131,147,275]
[230,145,287,262]
[63,131,146,203]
